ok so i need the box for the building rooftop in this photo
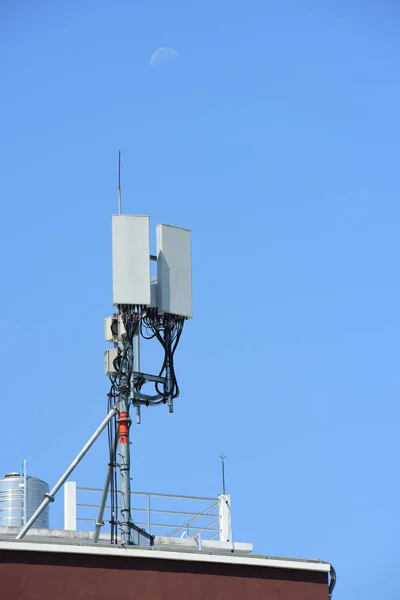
[0,479,336,597]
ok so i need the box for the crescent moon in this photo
[150,47,179,69]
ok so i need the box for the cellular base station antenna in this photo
[102,153,192,544]
[16,153,192,545]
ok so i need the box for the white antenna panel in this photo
[156,224,192,319]
[112,215,151,306]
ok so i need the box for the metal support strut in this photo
[16,404,120,540]
[93,433,118,544]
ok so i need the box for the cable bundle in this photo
[105,307,185,540]
[141,308,185,404]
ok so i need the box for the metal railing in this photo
[64,483,231,543]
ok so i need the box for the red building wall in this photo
[0,549,329,600]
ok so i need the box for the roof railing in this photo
[64,483,232,545]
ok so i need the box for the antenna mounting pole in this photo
[117,314,133,545]
[220,454,226,495]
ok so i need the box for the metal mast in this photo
[116,316,133,545]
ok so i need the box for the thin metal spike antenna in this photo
[118,150,122,214]
[220,454,227,495]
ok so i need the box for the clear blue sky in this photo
[1,1,400,598]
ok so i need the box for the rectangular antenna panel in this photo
[156,224,192,319]
[112,215,151,306]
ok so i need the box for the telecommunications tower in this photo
[101,210,192,545]
[15,161,192,544]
